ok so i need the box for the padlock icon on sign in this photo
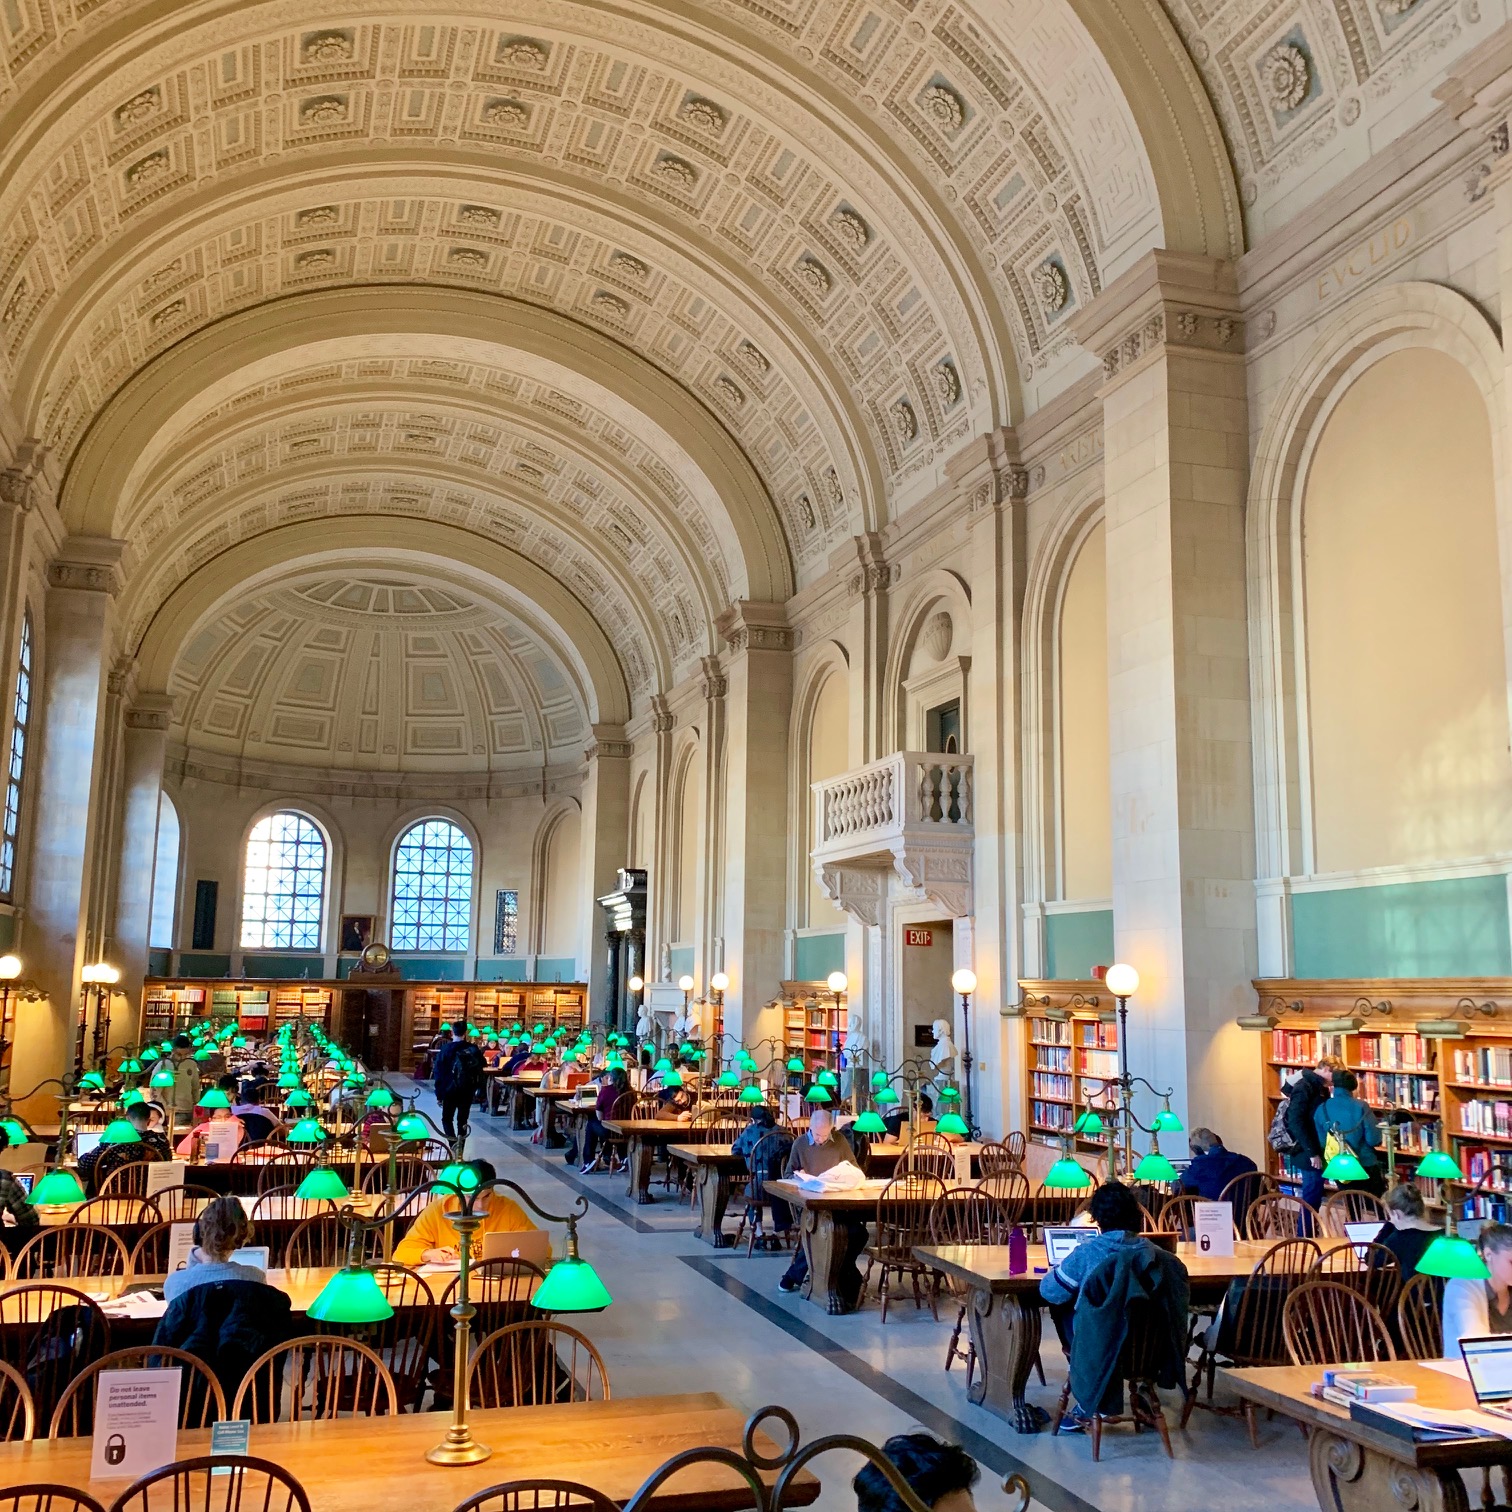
[105,1433,127,1465]
[1199,1233,1211,1253]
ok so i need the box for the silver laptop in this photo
[74,1130,102,1161]
[1043,1225,1099,1267]
[481,1230,552,1270]
[1461,1336,1512,1420]
[1344,1219,1386,1256]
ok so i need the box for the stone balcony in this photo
[811,751,974,925]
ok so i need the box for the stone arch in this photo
[882,570,973,751]
[788,640,851,931]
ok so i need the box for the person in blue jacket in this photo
[1179,1127,1258,1200]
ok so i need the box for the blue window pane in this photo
[240,812,326,949]
[0,612,32,898]
[390,819,473,952]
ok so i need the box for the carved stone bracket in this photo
[816,863,886,927]
[47,535,126,598]
[699,655,727,701]
[892,847,973,920]
[125,694,174,733]
[585,724,633,762]
[649,694,674,735]
[716,600,793,655]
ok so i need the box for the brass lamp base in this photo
[427,1434,491,1467]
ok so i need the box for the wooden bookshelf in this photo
[775,980,847,1075]
[1017,979,1118,1158]
[1249,977,1512,1216]
[404,983,585,1066]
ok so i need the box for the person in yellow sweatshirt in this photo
[392,1159,548,1267]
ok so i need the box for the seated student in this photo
[1444,1222,1512,1356]
[1040,1182,1190,1430]
[0,1167,39,1258]
[733,1105,794,1245]
[853,1433,980,1512]
[1179,1127,1258,1201]
[175,1079,248,1159]
[883,1092,933,1142]
[1375,1182,1439,1280]
[163,1197,266,1299]
[393,1158,548,1266]
[777,1107,866,1303]
[579,1068,630,1172]
[657,1058,701,1121]
[82,1101,172,1195]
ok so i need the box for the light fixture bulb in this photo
[678,974,695,992]
[710,972,729,992]
[627,975,643,993]
[1104,963,1139,998]
[826,971,848,994]
[950,968,977,995]
[0,954,20,980]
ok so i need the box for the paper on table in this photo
[144,1161,188,1198]
[791,1163,869,1192]
[101,1292,169,1320]
[1367,1401,1512,1440]
[1419,1359,1471,1379]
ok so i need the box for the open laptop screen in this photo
[1462,1336,1512,1404]
[74,1131,102,1161]
[1043,1226,1098,1268]
[1344,1220,1385,1254]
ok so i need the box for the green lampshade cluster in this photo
[936,1112,970,1137]
[29,1168,86,1205]
[118,1057,143,1076]
[1043,1155,1093,1190]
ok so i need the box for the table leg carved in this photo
[625,1138,656,1204]
[692,1165,732,1247]
[1309,1430,1471,1512]
[966,1286,1050,1434]
[538,1101,562,1149]
[801,1209,855,1315]
[510,1088,532,1131]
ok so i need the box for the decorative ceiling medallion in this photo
[482,99,530,127]
[796,256,831,296]
[736,340,769,374]
[2,281,26,326]
[448,247,488,268]
[143,260,182,290]
[890,396,918,444]
[115,89,160,127]
[125,151,171,187]
[797,493,816,530]
[296,248,336,268]
[932,361,961,408]
[297,205,340,226]
[824,468,843,508]
[1033,259,1069,315]
[715,375,745,406]
[301,30,354,63]
[1262,43,1310,113]
[301,95,350,126]
[680,95,726,133]
[609,251,648,280]
[458,205,501,227]
[653,154,698,189]
[920,82,966,134]
[149,299,185,327]
[591,290,629,317]
[831,207,870,251]
[497,38,549,69]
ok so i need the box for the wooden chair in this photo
[329,1263,437,1413]
[1398,1273,1444,1360]
[126,1221,176,1277]
[361,1151,434,1200]
[67,1196,162,1228]
[439,1259,544,1342]
[0,1489,106,1512]
[467,1322,610,1409]
[1181,1237,1319,1444]
[1217,1171,1277,1234]
[1319,1189,1389,1237]
[107,1456,310,1512]
[285,1213,348,1269]
[232,1335,399,1423]
[1283,1279,1397,1366]
[0,1285,111,1427]
[1158,1194,1237,1244]
[13,1224,131,1280]
[91,1160,156,1199]
[977,1139,1022,1178]
[1031,1182,1093,1232]
[1049,1298,1177,1462]
[975,1171,1029,1230]
[453,1483,618,1512]
[48,1346,226,1436]
[1244,1192,1317,1241]
[257,1152,318,1193]
[1309,1240,1402,1318]
[398,1137,453,1167]
[249,1185,333,1223]
[898,1133,955,1181]
[0,1359,35,1442]
[928,1188,1023,1389]
[132,1183,217,1222]
[862,1174,945,1323]
[731,1129,797,1257]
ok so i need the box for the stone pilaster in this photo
[1069,252,1259,1145]
[839,534,894,764]
[577,727,632,1023]
[644,695,675,970]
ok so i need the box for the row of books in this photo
[1459,1102,1512,1139]
[1270,1029,1346,1064]
[1078,1023,1117,1050]
[1453,1045,1512,1087]
[1079,1049,1119,1078]
[1031,1072,1073,1101]
[1356,1033,1433,1071]
[1459,1145,1512,1188]
[1033,1046,1072,1073]
[1028,1019,1073,1046]
[1356,1071,1439,1113]
[1031,1100,1075,1132]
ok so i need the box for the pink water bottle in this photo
[1008,1224,1028,1275]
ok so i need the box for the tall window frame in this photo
[0,610,34,900]
[391,818,474,954]
[239,810,328,951]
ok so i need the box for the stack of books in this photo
[1317,1368,1416,1408]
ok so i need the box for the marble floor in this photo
[422,1084,1321,1512]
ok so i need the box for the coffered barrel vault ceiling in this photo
[0,0,1487,740]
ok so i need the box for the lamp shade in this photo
[150,1066,175,1089]
[874,1087,900,1106]
[816,1070,839,1088]
[120,1090,146,1109]
[296,1167,351,1201]
[717,1069,740,1088]
[307,1267,394,1324]
[710,972,729,992]
[1134,1150,1179,1183]
[1104,963,1139,998]
[431,1162,480,1195]
[533,1256,613,1313]
[286,1117,327,1144]
[661,1070,683,1088]
[1414,1149,1464,1181]
[365,1087,396,1109]
[1418,1233,1491,1280]
[198,1089,232,1110]
[0,953,19,979]
[677,975,695,992]
[0,1117,27,1146]
[853,1110,888,1135]
[99,1119,140,1145]
[936,1111,970,1137]
[277,1073,301,1090]
[1043,1157,1093,1190]
[395,1112,428,1139]
[950,968,977,995]
[140,1048,160,1063]
[1152,1107,1184,1134]
[786,1057,806,1075]
[30,1168,86,1205]
[1323,1148,1369,1183]
[803,1085,832,1105]
[627,976,643,993]
[937,1086,961,1103]
[826,971,848,994]
[79,1071,107,1093]
[871,1072,889,1089]
[285,1090,314,1110]
[738,1084,765,1105]
[118,1058,143,1076]
[654,1057,673,1074]
[193,1047,214,1061]
[1071,1110,1105,1136]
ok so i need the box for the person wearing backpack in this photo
[432,1021,485,1143]
[1312,1068,1383,1196]
[1280,1055,1339,1221]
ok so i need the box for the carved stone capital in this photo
[585,724,632,762]
[699,656,727,701]
[0,438,48,511]
[649,695,674,735]
[125,695,174,733]
[47,536,126,598]
[715,600,793,655]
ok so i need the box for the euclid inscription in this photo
[1316,218,1413,300]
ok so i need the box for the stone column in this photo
[841,535,893,764]
[949,434,1029,1139]
[111,694,174,1046]
[11,539,124,1112]
[1069,253,1259,1147]
[644,696,675,971]
[577,728,631,1023]
[694,656,726,992]
[716,602,794,1047]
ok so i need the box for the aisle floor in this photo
[423,1084,1319,1512]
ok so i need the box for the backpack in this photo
[1267,1092,1299,1154]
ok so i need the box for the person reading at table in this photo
[0,1167,38,1258]
[83,1099,172,1194]
[1444,1222,1512,1356]
[392,1158,548,1266]
[776,1107,866,1303]
[579,1067,630,1173]
[853,1432,980,1512]
[163,1196,266,1299]
[1179,1127,1257,1201]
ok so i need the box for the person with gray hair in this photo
[1178,1126,1257,1201]
[776,1105,865,1303]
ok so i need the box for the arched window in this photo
[391,819,474,953]
[149,793,181,950]
[0,610,33,899]
[240,811,327,950]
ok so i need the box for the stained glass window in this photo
[392,819,473,953]
[0,611,33,899]
[240,811,327,949]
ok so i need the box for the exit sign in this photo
[904,927,933,947]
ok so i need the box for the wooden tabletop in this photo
[490,1072,545,1085]
[766,1176,954,1209]
[604,1118,694,1136]
[0,1392,818,1509]
[667,1143,747,1167]
[530,1085,584,1101]
[1220,1362,1512,1470]
[38,1192,385,1227]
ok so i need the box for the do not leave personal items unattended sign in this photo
[90,1367,181,1481]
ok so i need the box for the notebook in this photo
[481,1230,552,1269]
[1043,1226,1099,1267]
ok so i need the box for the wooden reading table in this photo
[529,1084,584,1148]
[489,1070,544,1126]
[666,1144,747,1246]
[0,1392,819,1510]
[602,1119,694,1204]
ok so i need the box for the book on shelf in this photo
[1357,1033,1432,1072]
[1455,1045,1512,1087]
[1029,1018,1072,1046]
[1460,1101,1512,1139]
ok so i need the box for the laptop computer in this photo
[1344,1219,1386,1255]
[74,1130,102,1161]
[12,1171,32,1195]
[1460,1336,1512,1420]
[481,1230,552,1270]
[1043,1225,1099,1267]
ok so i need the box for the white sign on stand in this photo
[201,1118,242,1163]
[1193,1201,1235,1258]
[89,1368,181,1481]
[144,1161,187,1198]
[167,1222,196,1273]
[952,1145,973,1184]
